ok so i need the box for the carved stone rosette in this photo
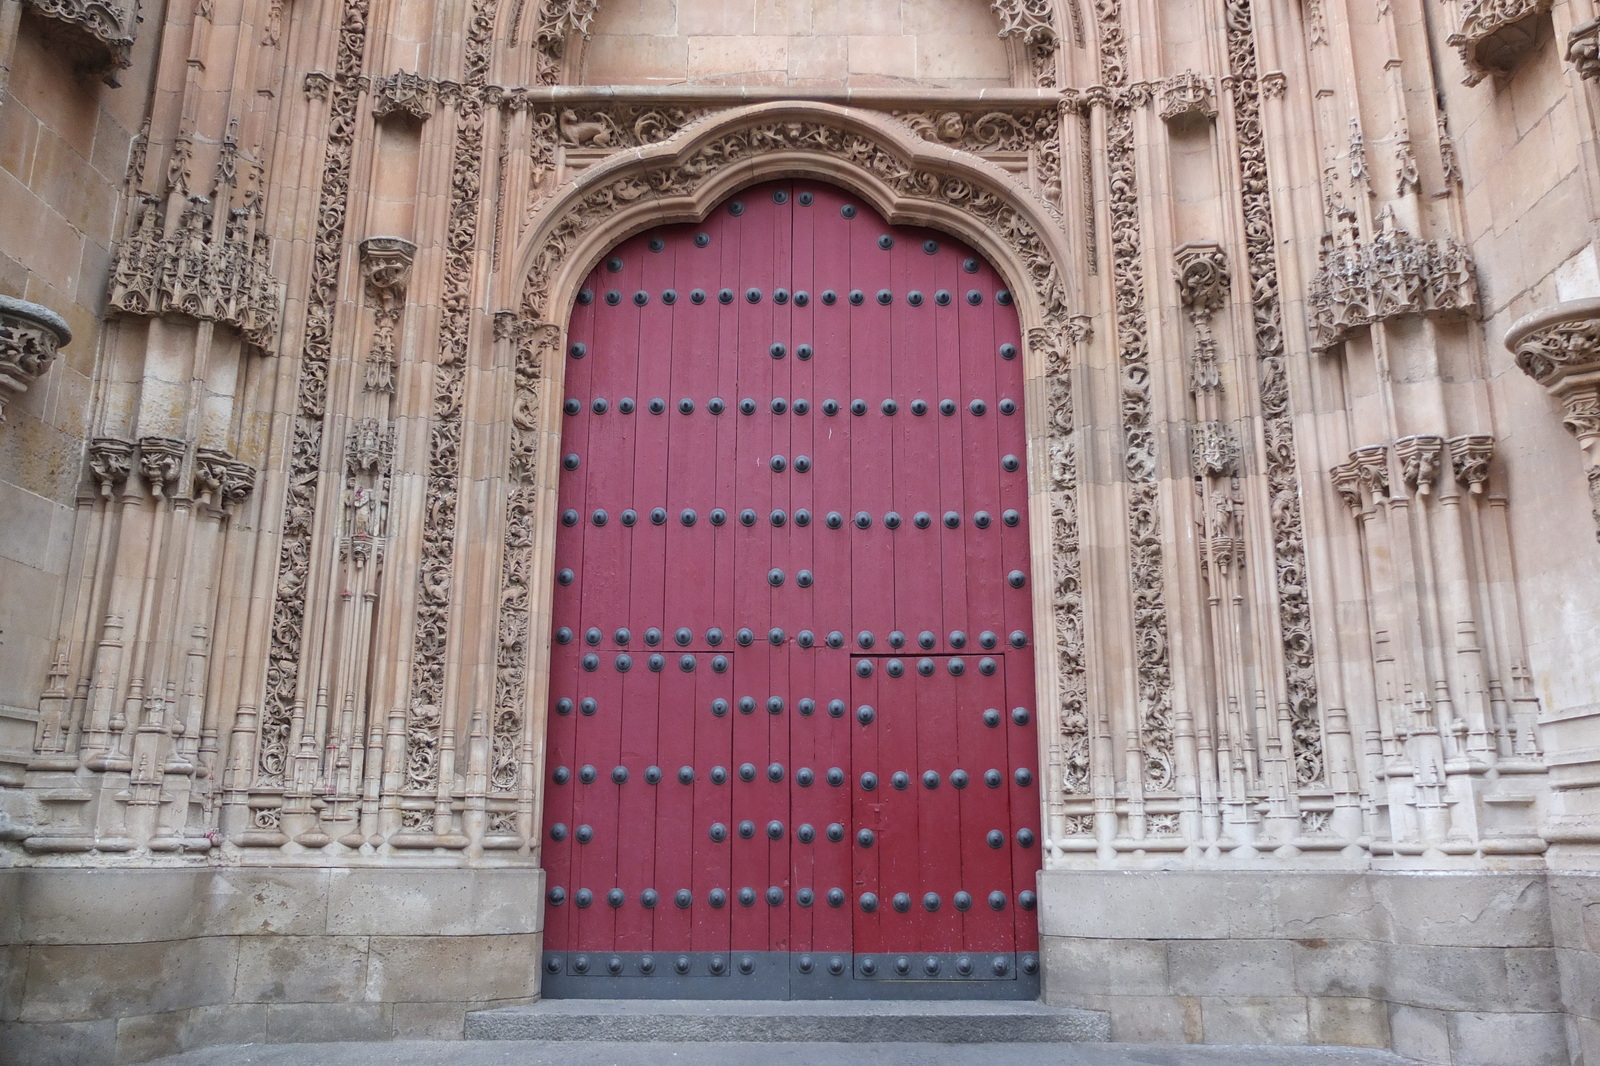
[0,296,71,423]
[1448,0,1554,86]
[1507,298,1600,540]
[22,0,136,84]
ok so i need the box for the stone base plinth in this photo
[0,866,545,1065]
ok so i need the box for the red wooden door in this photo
[541,181,1041,999]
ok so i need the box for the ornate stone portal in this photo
[1,0,1598,1061]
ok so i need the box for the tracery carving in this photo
[1191,421,1241,478]
[992,0,1059,86]
[108,130,279,353]
[260,0,370,786]
[372,72,434,122]
[1308,210,1479,353]
[1094,0,1175,791]
[0,296,71,423]
[406,0,501,795]
[1158,71,1217,123]
[1448,0,1553,86]
[22,0,136,84]
[1226,0,1324,786]
[529,0,599,84]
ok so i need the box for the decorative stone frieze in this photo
[1507,297,1600,540]
[22,0,137,85]
[1158,71,1216,124]
[556,106,708,150]
[1308,210,1479,352]
[1570,17,1600,79]
[1448,0,1554,86]
[371,72,434,121]
[0,296,70,423]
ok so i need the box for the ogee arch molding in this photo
[497,100,1091,854]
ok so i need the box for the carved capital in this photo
[1351,445,1391,501]
[1569,17,1600,80]
[87,437,134,497]
[1173,240,1230,316]
[1448,433,1495,493]
[22,0,136,85]
[372,72,434,122]
[0,296,71,423]
[1159,71,1217,123]
[137,437,187,498]
[221,459,257,507]
[1507,297,1600,390]
[193,447,234,504]
[1448,0,1553,86]
[303,71,333,100]
[1394,434,1446,496]
[358,237,417,308]
[1329,461,1363,512]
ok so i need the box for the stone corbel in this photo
[371,72,434,122]
[87,437,134,497]
[1351,445,1392,503]
[359,237,416,309]
[1394,434,1445,496]
[1448,0,1554,87]
[0,296,71,423]
[21,0,136,85]
[1507,297,1600,540]
[137,436,187,498]
[1569,18,1600,80]
[1158,71,1217,124]
[1448,434,1495,493]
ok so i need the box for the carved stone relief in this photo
[22,0,136,84]
[1158,71,1217,124]
[0,296,71,423]
[372,72,434,121]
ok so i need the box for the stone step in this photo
[465,999,1111,1043]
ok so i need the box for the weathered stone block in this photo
[1390,1004,1452,1064]
[202,869,332,937]
[1167,939,1297,997]
[1037,871,1231,939]
[364,934,541,1003]
[1199,995,1309,1044]
[1446,1011,1568,1065]
[326,870,538,937]
[1375,872,1552,948]
[1106,995,1201,1042]
[0,1017,116,1066]
[19,938,238,1022]
[234,935,368,1003]
[264,1002,391,1042]
[1292,938,1387,998]
[1308,996,1389,1048]
[390,1000,472,1039]
[1557,945,1600,1019]
[18,869,207,945]
[1038,936,1170,996]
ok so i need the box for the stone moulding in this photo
[21,0,136,85]
[0,295,71,423]
[1448,0,1554,86]
[1507,297,1600,540]
[507,99,1084,840]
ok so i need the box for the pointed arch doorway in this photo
[539,179,1042,999]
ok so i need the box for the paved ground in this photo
[145,1041,1416,1066]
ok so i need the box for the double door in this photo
[541,180,1041,998]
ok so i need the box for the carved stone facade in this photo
[2,0,1600,1062]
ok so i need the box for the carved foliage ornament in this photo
[0,296,71,423]
[1225,0,1324,786]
